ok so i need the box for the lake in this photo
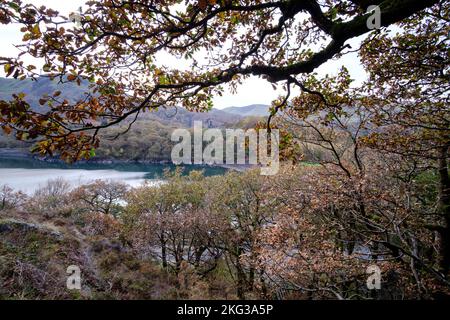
[0,157,227,194]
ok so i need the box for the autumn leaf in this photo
[32,24,41,37]
[198,0,207,10]
[2,125,12,135]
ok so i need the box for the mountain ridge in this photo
[0,77,269,120]
[220,104,270,117]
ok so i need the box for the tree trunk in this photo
[160,234,168,269]
[438,144,450,276]
[234,247,246,299]
[236,266,246,300]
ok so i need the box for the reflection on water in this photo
[0,157,227,194]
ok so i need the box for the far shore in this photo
[0,147,253,172]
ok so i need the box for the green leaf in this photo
[8,2,20,12]
[158,75,169,85]
[32,24,41,37]
[330,7,338,20]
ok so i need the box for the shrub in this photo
[0,185,27,211]
[24,178,73,218]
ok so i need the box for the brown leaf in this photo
[198,0,207,10]
[2,125,12,135]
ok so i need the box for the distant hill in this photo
[0,77,267,162]
[0,77,90,109]
[0,77,244,128]
[140,107,242,128]
[221,104,270,117]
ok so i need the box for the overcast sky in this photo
[0,0,368,109]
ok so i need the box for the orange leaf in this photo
[2,125,12,135]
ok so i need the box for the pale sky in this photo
[0,0,368,109]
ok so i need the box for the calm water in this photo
[0,157,226,194]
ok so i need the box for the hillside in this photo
[139,107,242,128]
[221,104,270,117]
[0,77,243,126]
[0,77,266,162]
[0,210,179,299]
[0,77,91,109]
